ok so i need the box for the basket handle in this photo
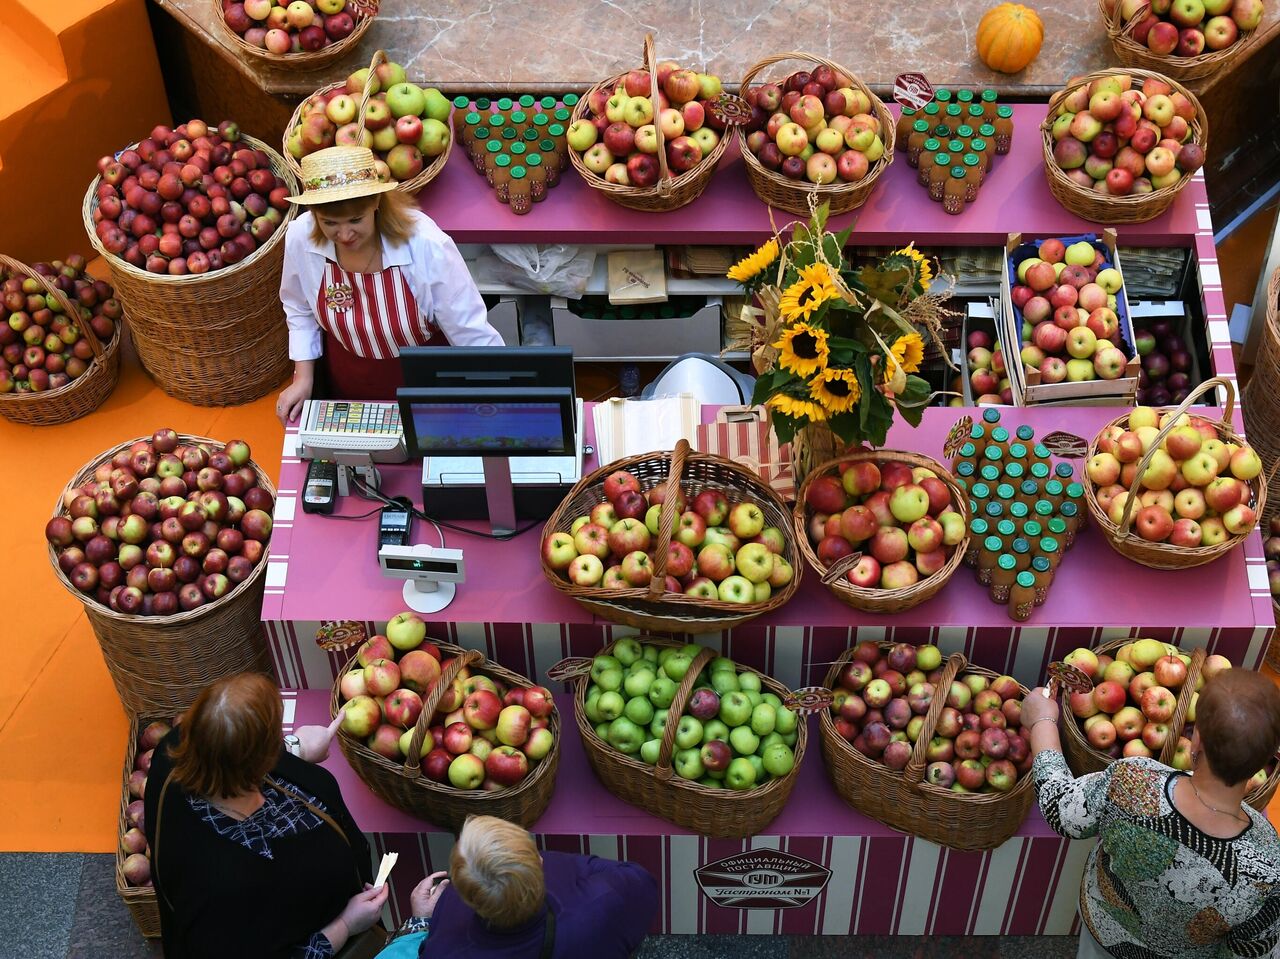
[354,49,389,146]
[0,253,106,362]
[902,651,966,788]
[641,34,674,195]
[401,647,484,778]
[1112,376,1237,541]
[1158,645,1206,766]
[645,438,691,599]
[653,644,718,782]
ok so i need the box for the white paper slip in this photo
[592,394,701,463]
[373,852,398,888]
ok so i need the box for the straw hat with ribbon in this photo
[287,146,397,206]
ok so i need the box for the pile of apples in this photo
[1087,406,1262,547]
[542,469,794,605]
[583,639,799,790]
[1011,238,1132,385]
[1107,0,1262,57]
[286,59,451,183]
[45,429,274,616]
[337,613,556,791]
[742,65,885,185]
[829,642,1032,792]
[1049,73,1204,196]
[1134,315,1198,406]
[92,119,291,276]
[221,0,362,54]
[120,719,173,887]
[965,328,1012,405]
[803,459,965,591]
[566,60,725,187]
[1266,516,1280,603]
[0,256,120,395]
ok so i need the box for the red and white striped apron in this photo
[314,260,448,401]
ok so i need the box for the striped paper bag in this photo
[695,406,795,500]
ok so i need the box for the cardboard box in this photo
[1000,230,1139,406]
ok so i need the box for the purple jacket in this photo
[419,852,658,959]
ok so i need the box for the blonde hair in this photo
[308,189,418,245]
[449,816,545,927]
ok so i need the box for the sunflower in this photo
[766,392,827,422]
[809,367,862,414]
[890,332,925,374]
[894,244,933,287]
[773,322,830,378]
[778,263,838,322]
[727,238,779,283]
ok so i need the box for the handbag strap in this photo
[153,771,177,913]
[538,906,556,959]
[267,776,364,889]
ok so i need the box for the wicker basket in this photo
[81,133,297,407]
[48,434,276,714]
[567,35,730,212]
[1059,641,1278,811]
[282,49,452,196]
[738,52,895,217]
[0,253,121,425]
[1242,266,1280,517]
[570,636,808,837]
[1083,377,1266,569]
[1097,0,1261,84]
[1041,68,1208,224]
[793,451,970,614]
[210,0,376,71]
[819,645,1034,850]
[331,641,560,830]
[116,715,160,938]
[540,439,802,633]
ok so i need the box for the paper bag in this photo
[695,406,795,500]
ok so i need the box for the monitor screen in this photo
[397,386,575,458]
[399,347,574,393]
[384,556,460,574]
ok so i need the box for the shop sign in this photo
[695,848,831,909]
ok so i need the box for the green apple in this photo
[648,676,677,709]
[642,644,659,663]
[1065,358,1096,382]
[674,715,704,750]
[657,647,677,667]
[737,672,762,693]
[385,82,427,119]
[583,691,602,724]
[613,637,643,666]
[719,691,753,727]
[780,730,798,747]
[709,656,737,674]
[624,695,654,726]
[725,757,758,790]
[729,725,760,756]
[597,690,625,721]
[710,670,739,695]
[422,87,451,123]
[744,690,763,708]
[750,703,777,736]
[595,721,611,740]
[591,655,621,683]
[673,747,704,780]
[759,731,785,752]
[916,644,943,672]
[608,716,645,754]
[748,754,766,782]
[640,738,661,765]
[762,742,796,777]
[1096,268,1123,294]
[645,504,663,536]
[699,775,721,787]
[386,611,427,650]
[762,693,783,710]
[1064,241,1096,266]
[623,668,655,698]
[774,706,798,735]
[649,713,669,739]
[702,719,730,745]
[595,666,623,692]
[663,652,694,681]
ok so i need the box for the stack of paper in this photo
[592,394,702,464]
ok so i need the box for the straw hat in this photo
[287,146,398,205]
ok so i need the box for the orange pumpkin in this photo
[977,3,1045,74]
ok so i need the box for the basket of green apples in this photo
[566,636,807,837]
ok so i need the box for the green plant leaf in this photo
[895,375,931,428]
[771,411,799,445]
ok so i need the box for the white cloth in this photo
[280,209,503,361]
[1077,924,1113,959]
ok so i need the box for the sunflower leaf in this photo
[895,375,931,428]
[828,411,860,446]
[751,370,789,405]
[770,411,799,446]
[861,391,894,448]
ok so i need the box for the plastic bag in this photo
[477,244,597,297]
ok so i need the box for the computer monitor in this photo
[398,386,576,459]
[399,346,575,403]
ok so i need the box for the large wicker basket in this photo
[210,0,376,71]
[567,35,730,212]
[819,645,1035,850]
[331,642,560,830]
[48,434,276,714]
[1097,0,1261,84]
[1242,266,1280,519]
[116,714,160,938]
[793,451,970,614]
[81,133,297,407]
[1084,377,1266,569]
[540,439,802,633]
[1041,68,1207,224]
[0,253,121,425]
[282,49,451,196]
[738,52,895,217]
[570,636,808,837]
[1059,640,1279,811]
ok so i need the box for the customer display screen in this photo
[410,401,569,453]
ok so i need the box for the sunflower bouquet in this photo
[727,202,953,454]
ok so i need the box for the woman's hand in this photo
[1021,688,1060,729]
[340,883,390,936]
[410,871,450,919]
[276,377,312,425]
[294,711,344,763]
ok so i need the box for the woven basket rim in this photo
[1097,0,1260,81]
[209,0,376,68]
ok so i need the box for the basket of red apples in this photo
[540,439,802,633]
[794,451,970,614]
[1059,639,1279,810]
[117,717,174,938]
[45,429,276,714]
[1099,0,1263,84]
[821,641,1035,850]
[1042,69,1207,224]
[82,118,298,406]
[215,0,375,68]
[566,35,731,212]
[0,253,121,425]
[331,619,560,830]
[738,52,894,217]
[283,51,452,194]
[1083,376,1267,569]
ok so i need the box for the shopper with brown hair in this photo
[1022,667,1280,959]
[145,672,386,958]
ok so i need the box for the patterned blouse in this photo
[1033,753,1280,959]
